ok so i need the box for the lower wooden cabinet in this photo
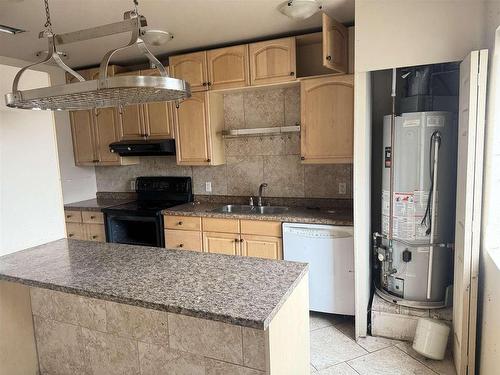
[165,229,202,252]
[164,215,282,260]
[203,232,241,256]
[241,234,282,260]
[64,210,106,242]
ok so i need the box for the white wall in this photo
[49,71,97,204]
[0,63,66,254]
[355,0,484,72]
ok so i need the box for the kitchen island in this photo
[0,239,309,375]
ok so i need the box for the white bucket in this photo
[412,317,450,360]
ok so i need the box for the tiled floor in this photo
[309,313,456,375]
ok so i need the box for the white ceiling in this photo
[0,0,354,69]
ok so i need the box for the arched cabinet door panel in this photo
[249,37,296,85]
[300,74,354,164]
[207,45,249,90]
[169,51,208,92]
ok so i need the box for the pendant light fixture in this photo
[5,0,190,111]
[278,0,322,20]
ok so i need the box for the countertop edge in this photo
[0,274,272,330]
[162,208,353,226]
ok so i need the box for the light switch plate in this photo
[205,181,212,193]
[338,182,347,195]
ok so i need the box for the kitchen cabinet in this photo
[173,91,225,166]
[163,215,282,260]
[203,232,241,256]
[207,45,249,90]
[300,74,354,164]
[165,229,203,252]
[67,66,138,166]
[322,13,348,74]
[249,37,296,86]
[64,210,105,242]
[169,51,208,92]
[117,69,175,140]
[241,234,282,260]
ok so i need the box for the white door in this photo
[453,50,488,375]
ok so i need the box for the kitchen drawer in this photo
[86,224,106,242]
[164,215,202,231]
[64,210,82,223]
[82,211,104,224]
[240,220,282,237]
[165,229,203,252]
[202,217,240,233]
[66,222,85,240]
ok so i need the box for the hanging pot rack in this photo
[4,0,190,111]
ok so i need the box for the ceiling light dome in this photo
[279,0,322,20]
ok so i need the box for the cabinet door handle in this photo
[92,235,98,239]
[206,158,211,163]
[90,215,95,219]
[202,82,207,86]
[301,156,305,160]
[178,221,183,225]
[235,239,239,243]
[326,55,332,61]
[179,244,184,248]
[66,214,72,219]
[290,71,295,76]
[240,239,244,243]
[207,81,212,86]
[68,233,74,237]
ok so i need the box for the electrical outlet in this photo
[338,182,347,195]
[205,181,212,193]
[130,180,136,191]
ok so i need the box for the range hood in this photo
[109,139,176,156]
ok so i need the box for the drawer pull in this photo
[92,235,98,239]
[179,244,184,248]
[240,239,244,242]
[66,215,72,218]
[90,215,95,219]
[178,221,183,225]
[68,233,74,237]
[235,239,239,243]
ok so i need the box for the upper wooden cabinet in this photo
[300,74,354,164]
[67,66,137,166]
[207,45,250,90]
[169,51,208,92]
[249,37,296,85]
[322,14,348,74]
[173,92,225,166]
[117,69,174,141]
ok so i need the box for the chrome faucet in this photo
[257,183,268,207]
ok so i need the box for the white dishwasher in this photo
[283,223,354,315]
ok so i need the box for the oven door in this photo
[104,213,164,248]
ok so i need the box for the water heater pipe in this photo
[426,131,442,299]
[388,68,397,243]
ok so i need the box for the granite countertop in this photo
[64,198,134,212]
[163,202,353,226]
[0,239,307,330]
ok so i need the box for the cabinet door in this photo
[301,75,354,164]
[85,224,106,242]
[66,223,85,240]
[322,14,348,74]
[207,45,249,90]
[203,232,241,256]
[169,51,208,92]
[87,69,121,164]
[165,229,203,252]
[141,69,175,139]
[116,71,145,140]
[241,235,282,260]
[70,110,97,165]
[249,37,296,85]
[174,92,211,165]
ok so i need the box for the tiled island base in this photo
[0,279,309,375]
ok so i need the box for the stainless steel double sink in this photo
[211,204,289,215]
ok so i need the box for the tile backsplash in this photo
[95,87,352,199]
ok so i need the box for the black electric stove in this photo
[103,176,193,247]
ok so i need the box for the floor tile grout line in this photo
[392,344,443,375]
